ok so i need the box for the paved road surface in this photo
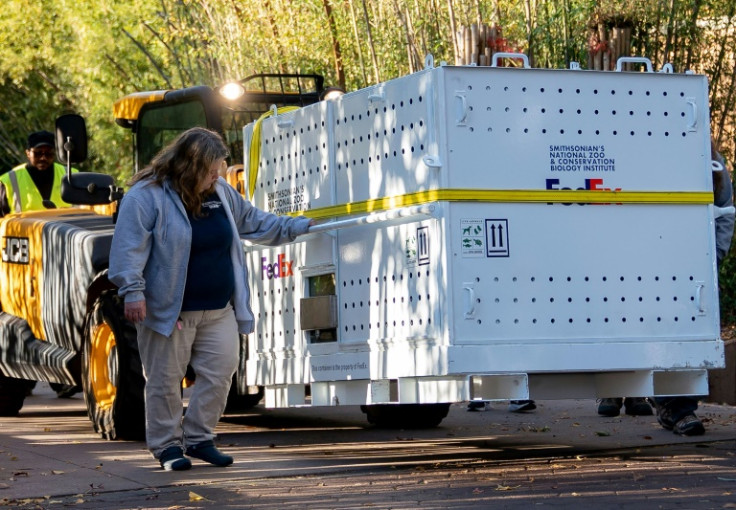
[0,384,734,509]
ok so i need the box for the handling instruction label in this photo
[461,219,485,257]
[549,144,616,173]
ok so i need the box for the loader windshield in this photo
[124,74,324,173]
[137,99,208,171]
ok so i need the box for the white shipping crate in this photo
[242,56,723,409]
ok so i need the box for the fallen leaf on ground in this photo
[189,491,209,502]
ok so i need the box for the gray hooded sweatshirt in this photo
[108,176,311,337]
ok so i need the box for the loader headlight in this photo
[219,82,245,101]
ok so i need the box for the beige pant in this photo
[136,304,239,458]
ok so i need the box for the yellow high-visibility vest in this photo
[0,162,76,213]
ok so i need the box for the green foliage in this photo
[720,242,736,326]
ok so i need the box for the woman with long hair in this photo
[109,127,313,470]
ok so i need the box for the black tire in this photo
[49,382,81,398]
[0,375,34,416]
[360,403,450,428]
[224,376,263,414]
[82,291,145,440]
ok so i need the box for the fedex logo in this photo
[545,178,621,206]
[262,254,294,279]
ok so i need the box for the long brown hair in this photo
[128,127,229,215]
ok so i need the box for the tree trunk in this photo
[523,0,536,67]
[322,0,346,90]
[262,0,286,74]
[684,0,702,72]
[361,0,380,83]
[561,0,570,67]
[447,0,460,65]
[663,0,677,64]
[347,0,368,88]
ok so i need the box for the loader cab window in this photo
[136,99,208,172]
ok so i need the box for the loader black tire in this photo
[360,403,450,429]
[0,375,34,416]
[82,291,145,441]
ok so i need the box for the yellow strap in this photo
[284,189,714,219]
[248,106,300,197]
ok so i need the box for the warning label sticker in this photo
[485,219,510,257]
[461,219,485,257]
[461,219,511,258]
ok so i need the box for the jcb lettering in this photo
[1,237,30,264]
[261,253,294,280]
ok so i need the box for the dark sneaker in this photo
[597,398,623,417]
[508,400,536,413]
[186,440,233,467]
[467,401,488,412]
[656,405,676,430]
[159,446,192,471]
[623,397,653,416]
[672,413,705,436]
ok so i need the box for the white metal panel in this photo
[440,66,710,192]
[247,101,335,214]
[336,219,443,344]
[448,202,719,345]
[332,73,440,204]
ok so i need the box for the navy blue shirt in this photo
[181,194,234,311]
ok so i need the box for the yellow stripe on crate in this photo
[284,189,713,219]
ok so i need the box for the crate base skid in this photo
[262,368,707,408]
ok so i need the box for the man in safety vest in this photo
[0,130,76,216]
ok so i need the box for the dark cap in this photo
[26,130,55,150]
